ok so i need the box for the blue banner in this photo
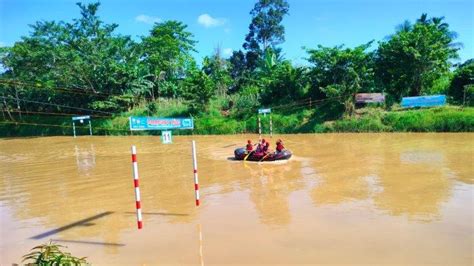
[129,117,194,131]
[401,95,446,108]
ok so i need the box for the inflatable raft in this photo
[234,148,292,162]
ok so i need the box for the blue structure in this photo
[129,117,194,131]
[72,115,92,137]
[401,95,446,108]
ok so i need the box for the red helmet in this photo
[247,140,251,144]
[266,142,270,146]
[262,139,266,143]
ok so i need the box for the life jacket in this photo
[246,143,253,152]
[262,144,269,153]
[276,143,284,152]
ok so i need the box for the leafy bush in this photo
[384,106,474,132]
[194,115,244,134]
[22,241,88,265]
[448,59,474,105]
[231,93,260,115]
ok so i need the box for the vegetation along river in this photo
[0,133,472,265]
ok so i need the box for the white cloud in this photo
[223,48,233,57]
[197,14,226,28]
[135,14,161,25]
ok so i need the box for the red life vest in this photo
[246,143,253,152]
[276,143,284,152]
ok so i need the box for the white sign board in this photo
[161,130,172,144]
[72,115,91,121]
[258,108,271,114]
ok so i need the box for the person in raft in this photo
[262,141,271,154]
[255,139,266,156]
[246,140,254,153]
[276,139,285,153]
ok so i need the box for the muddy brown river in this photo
[0,134,473,265]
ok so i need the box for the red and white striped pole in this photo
[131,145,143,229]
[192,140,200,206]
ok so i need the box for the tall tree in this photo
[182,69,216,113]
[448,59,474,105]
[202,47,232,95]
[242,0,289,70]
[141,20,197,98]
[306,42,374,117]
[260,61,309,105]
[0,2,140,112]
[375,14,459,103]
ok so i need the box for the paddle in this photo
[244,150,254,161]
[259,152,272,162]
[244,142,259,161]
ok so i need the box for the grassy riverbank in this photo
[1,102,473,137]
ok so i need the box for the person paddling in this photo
[263,141,270,154]
[276,139,285,153]
[255,139,266,156]
[246,140,254,153]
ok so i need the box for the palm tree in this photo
[417,13,429,24]
[395,20,412,33]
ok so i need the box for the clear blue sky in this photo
[0,0,472,65]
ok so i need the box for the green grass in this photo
[1,103,473,137]
[324,106,474,132]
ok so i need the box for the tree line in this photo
[0,0,472,121]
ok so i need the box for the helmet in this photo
[277,139,282,143]
[266,142,270,146]
[247,140,251,144]
[262,139,266,143]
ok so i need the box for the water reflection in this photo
[74,144,96,174]
[246,162,302,226]
[306,134,464,222]
[309,134,382,205]
[374,146,451,222]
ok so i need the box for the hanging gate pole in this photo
[258,116,262,141]
[131,145,143,229]
[192,140,200,206]
[72,122,76,138]
[270,115,273,138]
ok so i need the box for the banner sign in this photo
[258,108,271,114]
[355,93,385,103]
[161,130,172,144]
[129,117,194,131]
[72,115,90,121]
[401,95,446,108]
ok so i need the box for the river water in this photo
[0,134,472,265]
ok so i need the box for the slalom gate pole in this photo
[192,140,200,206]
[72,121,76,138]
[269,115,273,138]
[88,120,92,136]
[258,116,262,141]
[131,145,143,229]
